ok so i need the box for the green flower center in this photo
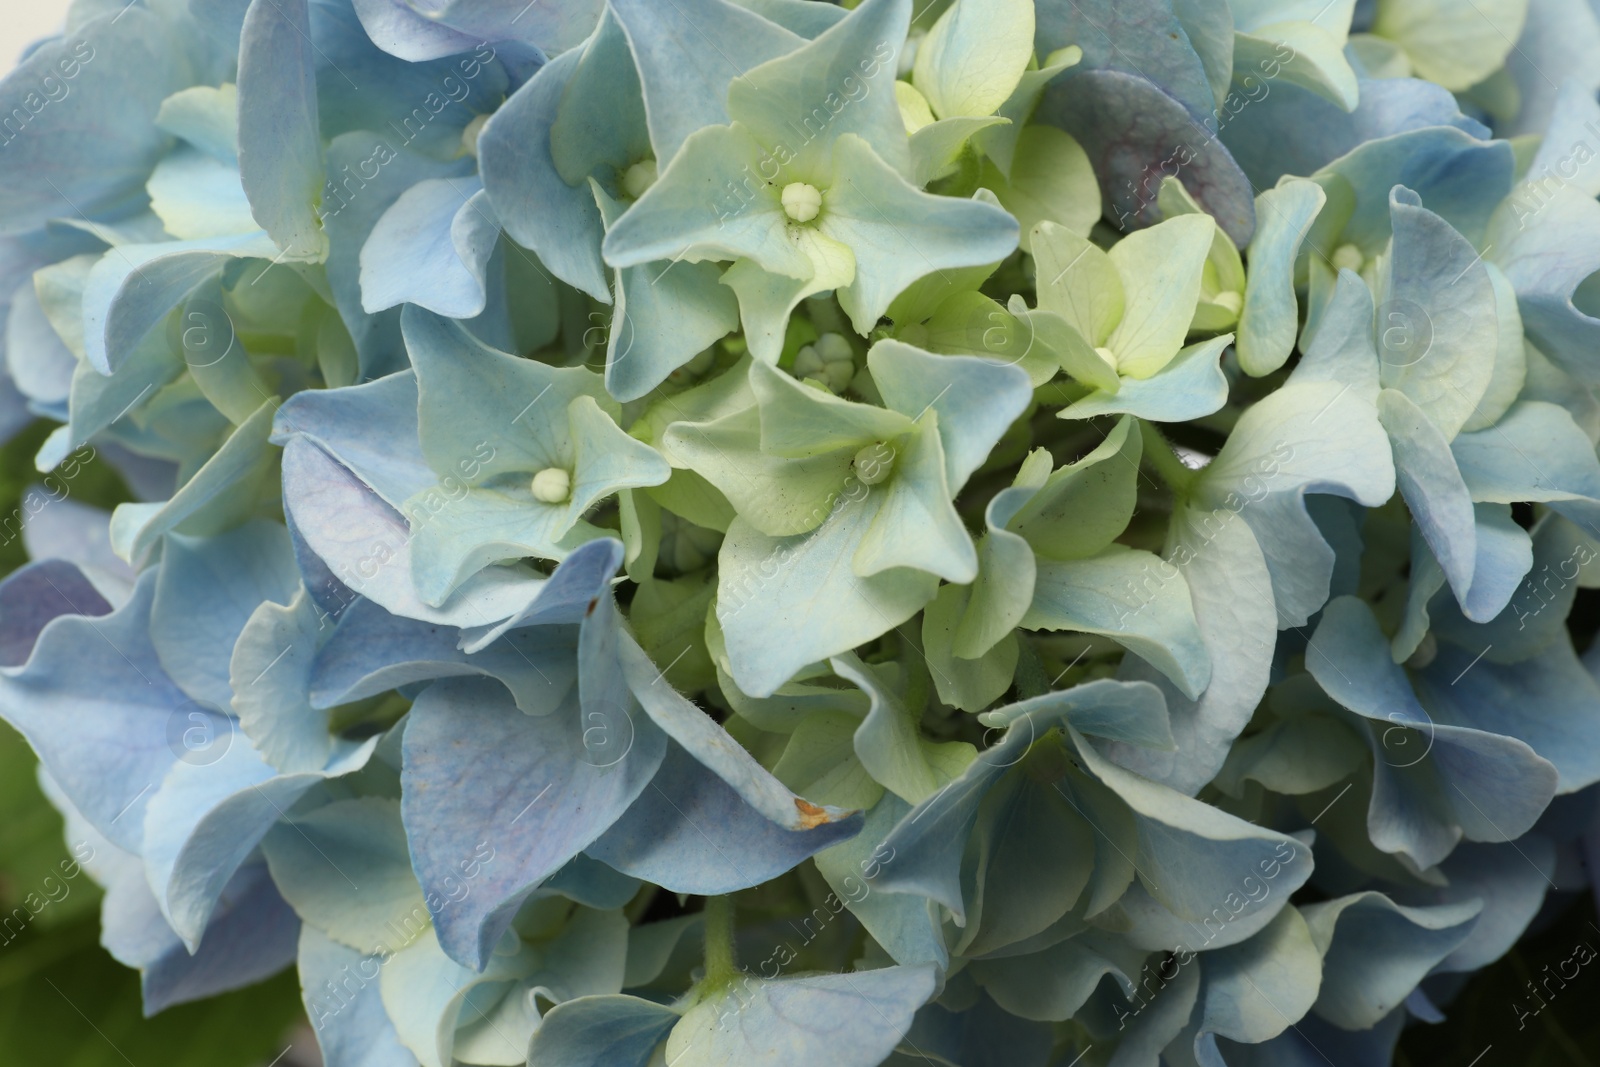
[622,159,658,200]
[531,467,572,504]
[782,182,823,223]
[853,442,895,485]
[1331,243,1364,274]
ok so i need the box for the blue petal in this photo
[237,0,327,259]
[1394,839,1557,974]
[401,677,666,969]
[321,133,476,379]
[82,231,279,374]
[478,46,610,301]
[0,10,191,234]
[1059,335,1231,423]
[1037,69,1255,245]
[361,177,500,318]
[608,0,802,162]
[526,994,680,1067]
[278,434,545,626]
[140,734,378,948]
[1222,76,1489,190]
[351,0,488,62]
[150,520,299,713]
[1299,892,1480,1030]
[0,558,112,667]
[0,570,218,853]
[1379,388,1477,604]
[1035,0,1218,118]
[311,596,578,716]
[1306,596,1560,868]
[1416,636,1600,794]
[589,740,859,892]
[1309,126,1512,252]
[299,925,419,1067]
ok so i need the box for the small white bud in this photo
[782,182,823,223]
[530,467,572,504]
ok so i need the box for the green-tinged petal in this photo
[867,338,1033,492]
[1060,334,1232,423]
[1195,905,1323,1046]
[664,965,936,1067]
[602,123,806,277]
[973,50,1081,177]
[954,489,1038,660]
[1379,187,1499,439]
[403,307,609,481]
[109,401,278,564]
[750,358,912,457]
[912,0,1035,119]
[772,711,885,811]
[981,126,1100,251]
[1031,220,1124,347]
[1009,298,1121,392]
[663,405,855,537]
[716,498,939,697]
[726,0,913,178]
[1236,177,1326,375]
[568,393,672,513]
[403,482,599,605]
[1379,387,1477,604]
[1022,545,1210,700]
[855,416,976,583]
[924,583,1019,712]
[910,115,1009,186]
[606,0,802,162]
[1458,261,1526,435]
[1371,0,1529,90]
[915,291,1059,387]
[832,652,975,805]
[1235,21,1358,111]
[1112,506,1277,794]
[1105,213,1214,378]
[724,228,857,363]
[822,135,1020,333]
[1007,416,1142,561]
[261,797,425,956]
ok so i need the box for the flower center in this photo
[853,442,895,486]
[782,182,823,223]
[1331,243,1364,274]
[622,159,658,200]
[530,467,572,504]
[461,113,490,158]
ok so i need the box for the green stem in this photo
[1138,420,1198,499]
[702,895,738,986]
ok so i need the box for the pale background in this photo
[2,2,76,75]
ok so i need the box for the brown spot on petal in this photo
[586,598,598,616]
[795,798,831,829]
